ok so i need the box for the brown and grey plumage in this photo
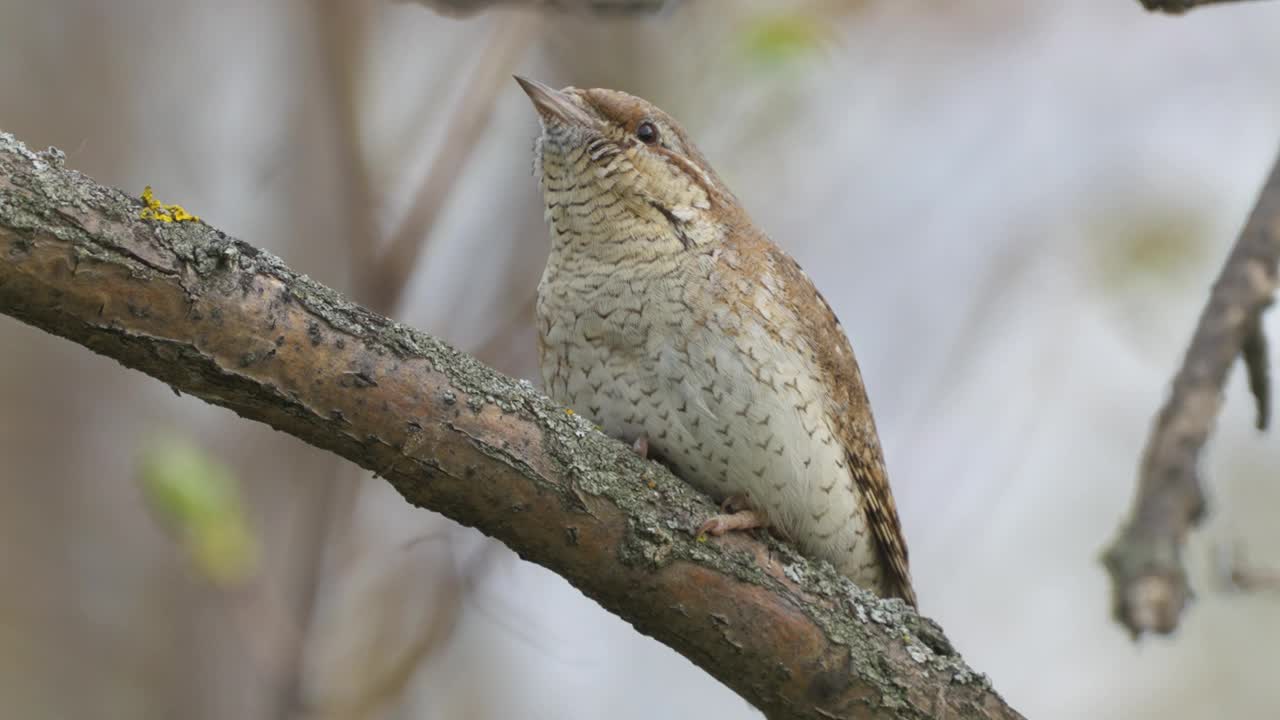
[516,76,915,606]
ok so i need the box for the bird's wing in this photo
[728,227,916,606]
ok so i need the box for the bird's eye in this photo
[635,121,659,144]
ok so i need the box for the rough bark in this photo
[1102,150,1280,636]
[0,131,1019,719]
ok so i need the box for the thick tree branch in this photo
[1102,149,1280,637]
[0,131,1019,719]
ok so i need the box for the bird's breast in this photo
[536,263,882,584]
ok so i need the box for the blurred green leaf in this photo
[139,437,258,586]
[738,14,826,67]
[1092,205,1211,293]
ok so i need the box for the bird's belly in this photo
[540,294,881,580]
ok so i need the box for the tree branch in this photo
[1102,149,1280,637]
[0,131,1019,720]
[412,0,671,17]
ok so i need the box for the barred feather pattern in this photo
[524,83,915,605]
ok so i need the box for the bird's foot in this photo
[631,435,650,459]
[697,500,769,538]
[719,494,752,514]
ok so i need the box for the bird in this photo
[515,76,916,606]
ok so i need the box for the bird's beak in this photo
[514,76,594,128]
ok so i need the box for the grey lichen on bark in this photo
[0,130,1020,719]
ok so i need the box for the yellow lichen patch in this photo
[564,408,575,416]
[139,185,201,223]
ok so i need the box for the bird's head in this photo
[516,76,737,256]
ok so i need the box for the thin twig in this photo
[1212,543,1280,594]
[367,14,540,313]
[1241,305,1272,429]
[1102,149,1280,637]
[413,0,672,17]
[302,548,467,720]
[1138,0,1274,14]
[470,293,536,366]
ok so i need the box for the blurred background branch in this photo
[368,13,541,313]
[413,0,671,16]
[275,3,382,717]
[1213,542,1280,594]
[1103,150,1280,637]
[1139,0,1274,14]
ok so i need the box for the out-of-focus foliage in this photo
[737,13,828,67]
[139,437,258,586]
[1092,206,1210,293]
[1084,203,1216,349]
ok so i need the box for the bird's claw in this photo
[696,508,768,538]
[720,494,751,514]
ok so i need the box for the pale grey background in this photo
[2,1,1280,718]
